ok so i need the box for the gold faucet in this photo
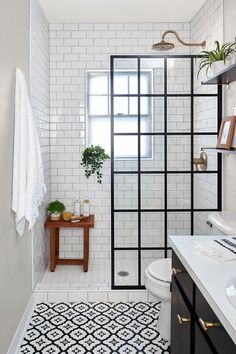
[193,152,208,171]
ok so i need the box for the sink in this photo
[225,277,236,309]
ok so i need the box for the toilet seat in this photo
[146,258,172,284]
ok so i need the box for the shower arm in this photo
[162,30,206,48]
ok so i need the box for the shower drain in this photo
[117,271,129,277]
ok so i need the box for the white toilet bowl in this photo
[145,258,172,341]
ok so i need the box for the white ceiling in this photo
[39,0,206,23]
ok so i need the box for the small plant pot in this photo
[63,212,72,221]
[50,212,61,221]
[211,60,227,75]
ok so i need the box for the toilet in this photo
[145,258,172,341]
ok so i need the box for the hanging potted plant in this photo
[81,145,110,184]
[198,40,236,77]
[47,200,65,221]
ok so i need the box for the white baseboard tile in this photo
[33,291,48,302]
[68,291,88,302]
[34,289,152,303]
[7,295,35,354]
[128,290,149,302]
[87,291,108,302]
[108,290,128,302]
[47,291,68,302]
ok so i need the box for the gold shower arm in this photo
[162,30,206,48]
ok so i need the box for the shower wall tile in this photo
[190,0,223,234]
[49,21,191,259]
[30,0,50,288]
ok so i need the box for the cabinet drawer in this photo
[171,279,192,354]
[195,288,235,353]
[172,252,193,305]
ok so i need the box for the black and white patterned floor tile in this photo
[19,302,170,354]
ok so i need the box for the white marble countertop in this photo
[169,235,236,344]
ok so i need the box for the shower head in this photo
[152,39,174,51]
[152,30,206,52]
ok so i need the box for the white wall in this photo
[0,1,32,353]
[223,0,236,211]
[30,0,50,288]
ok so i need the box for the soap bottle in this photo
[74,195,81,217]
[83,197,90,217]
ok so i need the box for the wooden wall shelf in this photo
[201,147,236,155]
[201,63,236,85]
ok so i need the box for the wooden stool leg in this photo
[55,228,59,259]
[83,228,89,272]
[50,228,57,272]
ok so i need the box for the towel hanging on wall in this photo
[12,68,46,237]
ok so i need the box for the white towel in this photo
[12,68,46,236]
[195,237,236,262]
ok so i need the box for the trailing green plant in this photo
[198,40,236,77]
[81,145,110,184]
[47,200,65,214]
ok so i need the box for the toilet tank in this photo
[207,211,236,236]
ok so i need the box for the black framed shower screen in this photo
[110,55,222,290]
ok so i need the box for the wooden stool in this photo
[45,215,94,272]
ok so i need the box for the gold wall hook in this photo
[193,151,208,171]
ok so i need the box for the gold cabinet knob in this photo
[199,318,221,332]
[177,314,191,325]
[172,267,182,276]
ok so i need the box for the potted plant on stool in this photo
[47,200,65,221]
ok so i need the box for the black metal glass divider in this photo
[110,55,222,290]
[190,57,194,235]
[137,58,141,287]
[164,57,168,258]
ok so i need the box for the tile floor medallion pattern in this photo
[19,302,170,353]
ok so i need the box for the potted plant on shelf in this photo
[47,200,65,221]
[198,40,236,77]
[81,145,110,184]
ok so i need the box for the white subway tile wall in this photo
[31,0,50,288]
[49,22,191,263]
[191,0,223,234]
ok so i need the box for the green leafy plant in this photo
[198,40,236,77]
[47,200,65,214]
[81,145,110,184]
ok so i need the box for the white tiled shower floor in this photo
[36,259,111,290]
[36,257,154,290]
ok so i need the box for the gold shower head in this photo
[152,30,206,52]
[152,39,175,51]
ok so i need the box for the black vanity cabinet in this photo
[171,277,192,354]
[171,252,236,354]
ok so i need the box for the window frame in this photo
[86,70,153,160]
